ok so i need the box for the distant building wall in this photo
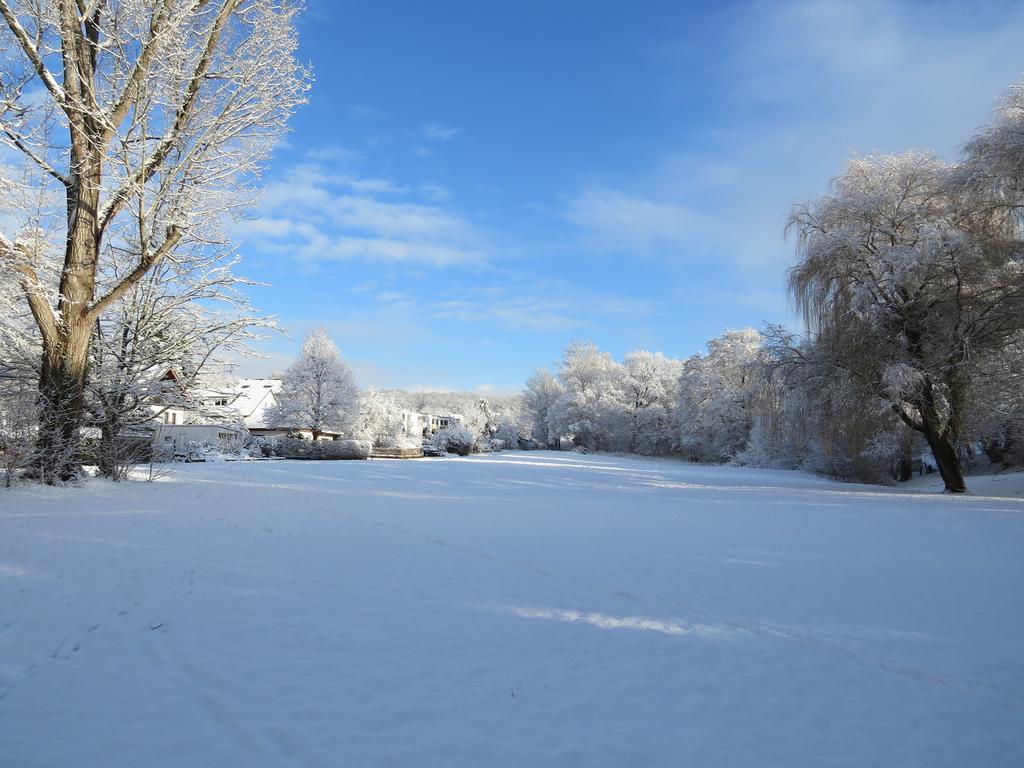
[153,424,247,455]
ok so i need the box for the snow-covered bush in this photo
[430,426,475,456]
[277,438,370,460]
[244,435,277,458]
[492,420,521,450]
[0,379,36,487]
[356,390,418,448]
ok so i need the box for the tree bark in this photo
[35,330,92,482]
[33,151,102,483]
[97,419,121,481]
[922,424,967,493]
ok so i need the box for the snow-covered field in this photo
[1,452,1022,767]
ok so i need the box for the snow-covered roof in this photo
[231,379,282,428]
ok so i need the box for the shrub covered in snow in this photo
[492,420,521,449]
[277,438,371,460]
[356,390,419,449]
[243,436,277,458]
[429,426,475,456]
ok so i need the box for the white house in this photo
[229,378,341,441]
[229,378,281,436]
[151,375,458,451]
[153,422,247,457]
[148,370,247,455]
[428,413,463,434]
[400,409,463,438]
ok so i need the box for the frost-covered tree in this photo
[522,369,563,448]
[0,0,308,482]
[357,389,414,448]
[676,329,763,463]
[753,325,917,483]
[963,336,1024,467]
[268,328,359,439]
[621,350,680,455]
[549,341,625,451]
[788,153,1023,492]
[0,375,36,486]
[0,249,41,483]
[396,390,524,446]
[960,79,1024,226]
[86,251,270,478]
[491,417,522,450]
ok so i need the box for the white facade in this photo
[147,371,255,452]
[401,410,463,438]
[153,423,247,456]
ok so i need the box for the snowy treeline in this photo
[406,391,526,446]
[522,333,761,460]
[524,324,1022,489]
[522,80,1024,492]
[345,378,529,453]
[398,390,527,451]
[351,388,527,451]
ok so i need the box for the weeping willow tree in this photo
[787,151,1022,492]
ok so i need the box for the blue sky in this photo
[235,0,1024,391]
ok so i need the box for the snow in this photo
[230,378,283,429]
[903,466,1024,498]
[1,452,1022,767]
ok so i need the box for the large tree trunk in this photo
[903,374,968,494]
[35,330,92,482]
[922,422,967,493]
[96,418,123,481]
[33,157,102,483]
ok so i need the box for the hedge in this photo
[277,438,371,460]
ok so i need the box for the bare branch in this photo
[0,235,59,346]
[0,0,68,107]
[101,0,178,146]
[88,224,183,319]
[98,0,243,232]
[2,129,70,186]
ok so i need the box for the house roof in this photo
[231,379,282,429]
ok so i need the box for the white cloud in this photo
[305,145,362,163]
[428,277,656,333]
[421,123,462,142]
[565,184,708,254]
[310,237,482,267]
[338,176,408,195]
[583,0,1024,277]
[239,162,486,267]
[419,182,451,202]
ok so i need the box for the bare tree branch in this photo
[0,0,68,107]
[88,224,183,319]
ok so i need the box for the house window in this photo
[213,398,228,406]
